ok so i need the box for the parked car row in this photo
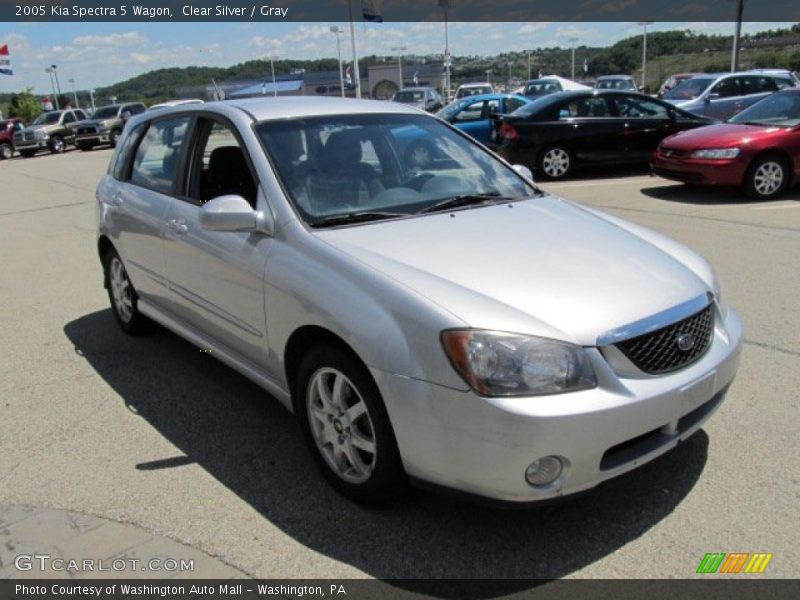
[4,100,200,160]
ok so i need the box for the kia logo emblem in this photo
[676,333,696,352]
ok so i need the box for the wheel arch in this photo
[97,235,115,287]
[284,325,365,409]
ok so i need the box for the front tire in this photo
[295,345,405,504]
[49,135,65,154]
[745,154,790,200]
[537,145,573,179]
[104,248,149,335]
[0,142,12,160]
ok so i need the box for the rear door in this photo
[109,116,192,310]
[610,94,678,159]
[162,116,272,368]
[450,98,488,142]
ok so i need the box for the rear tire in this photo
[744,154,790,200]
[104,248,149,335]
[295,344,406,504]
[0,142,12,160]
[537,146,573,179]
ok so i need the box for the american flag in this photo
[0,44,13,76]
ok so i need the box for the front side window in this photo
[613,96,669,119]
[63,112,76,124]
[130,117,191,195]
[111,122,147,180]
[711,78,740,98]
[455,100,485,122]
[729,92,800,127]
[662,78,714,100]
[185,119,258,206]
[560,97,611,119]
[257,114,533,227]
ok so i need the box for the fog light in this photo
[525,456,564,487]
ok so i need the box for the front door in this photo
[162,117,272,368]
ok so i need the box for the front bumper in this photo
[372,305,742,503]
[76,132,110,145]
[652,153,746,186]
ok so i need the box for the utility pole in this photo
[269,53,277,97]
[51,64,62,97]
[569,38,578,80]
[638,21,654,91]
[330,26,345,97]
[392,46,407,89]
[68,78,78,108]
[731,0,745,71]
[44,67,59,110]
[347,0,362,98]
[439,0,451,100]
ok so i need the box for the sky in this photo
[0,21,792,94]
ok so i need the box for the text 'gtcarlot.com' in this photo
[13,553,195,572]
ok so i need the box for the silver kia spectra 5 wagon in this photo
[96,97,742,504]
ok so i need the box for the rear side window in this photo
[112,122,147,180]
[711,78,740,98]
[130,117,191,195]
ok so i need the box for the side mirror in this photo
[512,164,534,182]
[199,195,273,235]
[705,93,719,103]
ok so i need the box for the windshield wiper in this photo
[313,211,406,227]
[418,193,512,214]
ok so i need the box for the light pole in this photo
[391,45,407,89]
[485,69,492,86]
[507,61,513,90]
[330,26,345,97]
[527,51,531,80]
[568,37,579,80]
[51,64,62,97]
[731,0,745,71]
[347,0,362,98]
[89,89,96,113]
[68,78,78,108]
[44,67,59,110]
[439,0,451,101]
[268,53,277,97]
[638,21,654,91]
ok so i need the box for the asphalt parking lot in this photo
[0,149,798,585]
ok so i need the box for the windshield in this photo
[596,79,635,90]
[524,80,562,96]
[729,92,800,127]
[437,99,472,120]
[93,106,120,119]
[256,113,534,227]
[662,77,715,100]
[456,86,491,98]
[33,112,62,125]
[394,91,425,103]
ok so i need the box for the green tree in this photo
[8,89,42,123]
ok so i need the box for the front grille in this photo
[660,147,690,159]
[23,131,34,142]
[77,125,98,135]
[616,305,714,374]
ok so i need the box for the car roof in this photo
[597,75,633,79]
[458,82,492,88]
[147,97,425,121]
[398,86,436,92]
[451,93,528,102]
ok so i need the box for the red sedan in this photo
[652,88,800,199]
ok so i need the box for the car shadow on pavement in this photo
[65,310,709,594]
[642,182,800,205]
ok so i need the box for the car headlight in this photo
[710,267,729,321]
[691,148,740,159]
[441,330,597,397]
[34,129,48,140]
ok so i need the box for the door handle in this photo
[106,194,123,207]
[168,219,188,235]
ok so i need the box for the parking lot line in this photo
[750,203,800,211]
[545,176,656,189]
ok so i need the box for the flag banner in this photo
[0,44,13,76]
[362,0,383,23]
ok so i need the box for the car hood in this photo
[662,122,790,149]
[314,196,710,346]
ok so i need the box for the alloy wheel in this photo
[542,148,570,178]
[752,161,784,197]
[109,256,133,323]
[306,367,377,484]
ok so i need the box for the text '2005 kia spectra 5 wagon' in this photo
[96,97,742,505]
